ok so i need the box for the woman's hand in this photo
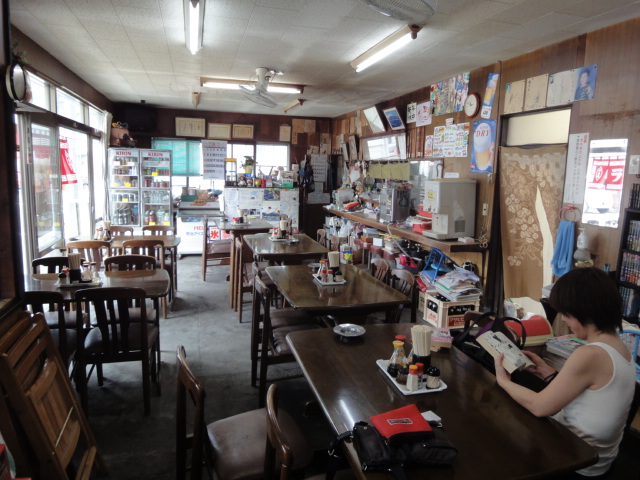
[522,350,556,379]
[494,353,511,386]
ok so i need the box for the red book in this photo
[505,315,553,346]
[369,404,433,445]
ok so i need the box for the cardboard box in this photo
[422,293,480,329]
[418,291,426,313]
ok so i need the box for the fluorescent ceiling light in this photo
[184,0,205,55]
[351,24,421,73]
[283,99,306,114]
[200,77,304,94]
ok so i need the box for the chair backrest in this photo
[371,258,390,283]
[176,345,209,480]
[316,229,327,248]
[22,291,72,363]
[104,254,158,271]
[32,256,69,274]
[66,240,111,271]
[122,239,166,266]
[110,225,134,237]
[329,235,340,252]
[75,287,149,358]
[143,225,175,236]
[389,269,416,323]
[264,383,292,480]
[0,312,106,479]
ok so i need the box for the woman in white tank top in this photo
[494,267,637,478]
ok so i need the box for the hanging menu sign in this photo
[202,140,227,180]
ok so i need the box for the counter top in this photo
[324,207,484,254]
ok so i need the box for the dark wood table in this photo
[215,218,274,309]
[244,233,328,265]
[265,264,409,317]
[286,323,597,480]
[25,269,171,303]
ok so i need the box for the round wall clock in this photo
[464,92,481,118]
[5,63,28,101]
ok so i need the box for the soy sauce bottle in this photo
[387,340,407,378]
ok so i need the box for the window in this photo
[28,73,50,111]
[226,143,255,163]
[152,138,201,176]
[56,89,84,123]
[88,106,103,131]
[256,144,289,174]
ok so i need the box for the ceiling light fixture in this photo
[351,24,422,73]
[200,77,304,94]
[184,0,205,55]
[283,98,306,114]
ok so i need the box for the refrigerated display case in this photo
[107,147,172,227]
[176,197,226,257]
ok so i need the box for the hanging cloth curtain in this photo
[499,144,567,299]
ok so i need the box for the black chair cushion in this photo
[271,324,320,355]
[84,324,159,355]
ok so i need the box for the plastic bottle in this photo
[387,340,407,378]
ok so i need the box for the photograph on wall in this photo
[382,107,405,130]
[470,119,496,173]
[573,64,597,101]
[504,80,525,114]
[547,70,574,107]
[415,100,432,127]
[481,73,499,118]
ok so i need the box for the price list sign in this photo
[202,139,227,180]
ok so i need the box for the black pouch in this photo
[395,425,457,466]
[352,421,397,470]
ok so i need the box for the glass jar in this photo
[387,340,406,378]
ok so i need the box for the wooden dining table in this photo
[215,218,274,309]
[265,264,409,318]
[286,323,598,480]
[244,233,328,265]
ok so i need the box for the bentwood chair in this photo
[265,384,355,480]
[22,291,78,368]
[110,225,134,237]
[0,311,107,479]
[253,276,321,406]
[202,216,231,281]
[66,240,111,271]
[142,224,177,290]
[142,224,175,235]
[389,269,417,323]
[31,255,69,274]
[371,257,390,284]
[74,287,160,416]
[176,346,313,480]
[316,228,327,248]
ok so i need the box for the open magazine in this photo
[476,330,534,373]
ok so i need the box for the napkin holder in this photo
[69,269,82,283]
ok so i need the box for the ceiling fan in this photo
[239,67,278,108]
[359,0,435,24]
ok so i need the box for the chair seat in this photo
[207,407,313,480]
[43,310,86,329]
[50,328,78,364]
[84,324,159,355]
[272,324,321,354]
[271,308,314,329]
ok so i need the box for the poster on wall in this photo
[504,80,525,114]
[547,70,574,107]
[406,102,417,123]
[431,73,469,116]
[424,135,434,157]
[563,133,590,204]
[201,139,227,180]
[481,73,499,119]
[524,74,549,111]
[573,64,597,101]
[433,126,445,157]
[455,123,470,157]
[470,119,496,174]
[416,100,432,127]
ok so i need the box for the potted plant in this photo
[241,156,255,174]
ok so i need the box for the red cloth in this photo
[369,404,432,440]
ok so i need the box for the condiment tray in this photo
[56,280,102,289]
[376,359,447,396]
[313,275,347,286]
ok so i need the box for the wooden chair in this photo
[316,228,327,248]
[254,276,321,406]
[142,224,177,290]
[176,345,313,480]
[122,239,172,317]
[265,384,355,480]
[235,237,254,323]
[74,287,160,416]
[202,216,231,281]
[389,269,417,323]
[31,255,69,273]
[22,291,77,368]
[66,240,111,271]
[0,311,107,479]
[110,225,134,237]
[371,257,390,284]
[329,234,340,252]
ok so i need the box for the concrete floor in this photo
[83,255,640,480]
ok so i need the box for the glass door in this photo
[59,126,92,238]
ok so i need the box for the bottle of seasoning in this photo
[387,340,407,378]
[406,365,419,392]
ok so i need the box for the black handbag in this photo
[452,311,526,374]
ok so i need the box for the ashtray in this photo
[333,324,365,338]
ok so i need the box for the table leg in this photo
[229,232,237,309]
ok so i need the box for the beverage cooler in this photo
[107,148,173,227]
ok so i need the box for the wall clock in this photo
[464,92,481,118]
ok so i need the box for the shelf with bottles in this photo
[142,190,172,205]
[110,201,140,226]
[142,205,172,226]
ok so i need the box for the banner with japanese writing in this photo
[202,139,226,180]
